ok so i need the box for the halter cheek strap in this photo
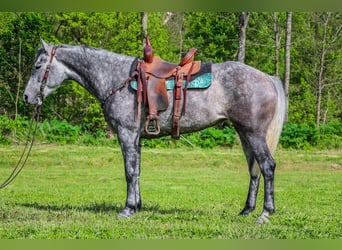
[40,46,57,100]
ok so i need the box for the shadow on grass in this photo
[19,202,123,214]
[18,202,218,217]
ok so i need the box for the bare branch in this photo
[163,12,174,25]
[322,81,342,89]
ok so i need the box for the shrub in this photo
[280,122,342,149]
[1,115,342,150]
[38,119,81,144]
[280,123,318,149]
[0,115,21,144]
[141,126,238,149]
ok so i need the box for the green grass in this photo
[0,145,341,239]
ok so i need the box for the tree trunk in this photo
[178,13,185,62]
[15,38,22,122]
[284,12,292,123]
[316,13,330,127]
[238,12,250,63]
[141,12,148,45]
[273,12,280,76]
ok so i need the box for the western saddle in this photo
[132,36,201,139]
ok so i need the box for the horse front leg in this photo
[117,127,142,218]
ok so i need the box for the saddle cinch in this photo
[134,36,201,139]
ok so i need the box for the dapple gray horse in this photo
[23,39,285,223]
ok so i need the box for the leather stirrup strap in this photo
[182,62,195,116]
[172,69,184,139]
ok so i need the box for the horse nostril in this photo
[24,94,28,102]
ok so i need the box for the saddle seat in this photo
[143,48,199,79]
[135,36,200,138]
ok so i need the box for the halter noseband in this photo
[39,46,57,101]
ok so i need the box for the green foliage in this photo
[280,123,318,149]
[40,119,81,145]
[184,12,239,62]
[288,78,316,124]
[0,115,118,146]
[185,127,237,148]
[280,122,342,149]
[141,126,238,149]
[316,121,342,149]
[0,13,55,119]
[0,115,21,144]
[290,12,342,125]
[2,115,342,150]
[0,12,341,148]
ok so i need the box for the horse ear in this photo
[40,37,50,53]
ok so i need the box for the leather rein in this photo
[0,106,41,189]
[0,47,57,189]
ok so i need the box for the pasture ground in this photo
[0,145,341,239]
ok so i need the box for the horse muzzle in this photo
[23,93,43,106]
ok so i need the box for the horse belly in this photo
[143,82,228,138]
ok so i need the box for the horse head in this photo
[23,39,66,106]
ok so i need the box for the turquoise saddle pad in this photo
[129,73,212,91]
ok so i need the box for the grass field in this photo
[0,145,341,239]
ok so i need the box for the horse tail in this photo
[266,76,286,154]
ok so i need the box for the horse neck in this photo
[57,45,135,102]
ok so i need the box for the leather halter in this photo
[39,46,57,101]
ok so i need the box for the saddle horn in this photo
[143,36,154,63]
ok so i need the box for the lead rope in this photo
[0,105,41,189]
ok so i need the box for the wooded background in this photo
[0,12,341,135]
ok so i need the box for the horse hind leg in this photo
[238,136,261,216]
[251,136,276,224]
[237,131,276,224]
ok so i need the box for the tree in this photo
[316,13,330,127]
[0,12,55,119]
[163,12,185,62]
[184,12,238,62]
[244,12,286,76]
[1,11,341,136]
[237,12,250,63]
[273,12,281,76]
[284,12,292,122]
[290,12,341,125]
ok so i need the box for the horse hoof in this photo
[239,206,255,216]
[256,214,270,224]
[118,207,135,219]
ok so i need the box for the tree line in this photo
[0,12,341,134]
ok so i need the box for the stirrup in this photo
[145,116,160,135]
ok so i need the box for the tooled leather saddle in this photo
[132,36,201,139]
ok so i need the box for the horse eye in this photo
[35,65,42,69]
